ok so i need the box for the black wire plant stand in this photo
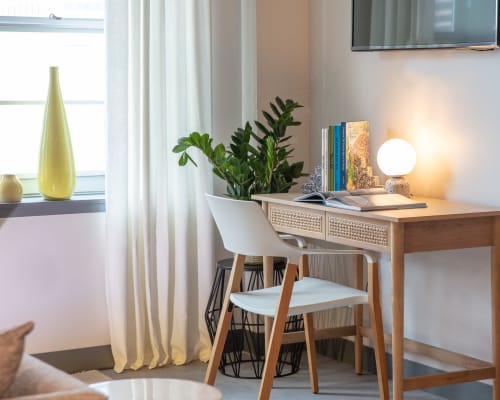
[205,258,304,378]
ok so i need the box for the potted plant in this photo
[172,97,306,200]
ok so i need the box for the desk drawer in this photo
[327,214,390,252]
[268,204,325,240]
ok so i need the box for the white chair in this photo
[204,194,389,400]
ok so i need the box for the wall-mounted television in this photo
[352,0,499,51]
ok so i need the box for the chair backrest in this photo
[205,194,299,260]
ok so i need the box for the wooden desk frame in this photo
[252,193,500,400]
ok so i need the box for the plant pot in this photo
[244,255,264,265]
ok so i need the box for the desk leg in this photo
[354,254,364,375]
[391,222,405,400]
[492,217,500,400]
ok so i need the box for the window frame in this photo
[0,15,103,33]
[0,14,106,200]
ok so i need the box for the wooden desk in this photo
[252,192,500,400]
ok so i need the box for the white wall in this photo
[0,213,108,353]
[310,0,500,368]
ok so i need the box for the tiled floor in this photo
[99,353,446,400]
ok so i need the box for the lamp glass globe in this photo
[376,138,416,177]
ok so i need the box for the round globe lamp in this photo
[376,138,416,197]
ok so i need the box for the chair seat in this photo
[230,277,368,317]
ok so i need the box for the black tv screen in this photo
[352,0,499,51]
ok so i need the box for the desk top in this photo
[252,193,500,223]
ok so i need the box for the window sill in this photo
[0,194,105,218]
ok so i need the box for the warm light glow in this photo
[377,138,417,177]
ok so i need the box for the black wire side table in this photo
[204,258,304,379]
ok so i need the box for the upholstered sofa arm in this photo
[4,355,106,400]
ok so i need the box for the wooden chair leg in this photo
[354,303,363,374]
[258,262,298,400]
[368,261,390,400]
[299,254,319,393]
[205,254,246,385]
[304,312,319,393]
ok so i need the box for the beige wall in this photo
[310,0,500,370]
[256,0,310,181]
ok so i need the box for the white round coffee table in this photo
[90,378,222,400]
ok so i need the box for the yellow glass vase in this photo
[38,66,76,200]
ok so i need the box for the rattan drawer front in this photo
[326,214,390,252]
[268,204,325,240]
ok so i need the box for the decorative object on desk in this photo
[0,174,23,203]
[376,138,416,197]
[301,165,323,193]
[172,97,306,200]
[38,66,76,200]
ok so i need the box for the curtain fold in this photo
[105,0,214,372]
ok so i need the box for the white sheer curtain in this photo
[105,0,215,372]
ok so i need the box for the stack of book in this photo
[321,120,380,192]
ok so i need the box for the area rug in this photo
[72,370,112,384]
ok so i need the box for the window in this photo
[0,0,105,196]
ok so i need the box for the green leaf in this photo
[179,152,196,166]
[172,143,187,153]
[275,96,286,111]
[262,111,276,128]
[270,102,281,118]
[212,144,226,164]
[254,120,270,136]
[188,131,201,144]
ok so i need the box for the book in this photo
[328,126,334,191]
[294,189,427,211]
[321,128,329,191]
[345,120,370,191]
[333,124,342,191]
[340,122,346,190]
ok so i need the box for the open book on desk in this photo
[294,189,427,211]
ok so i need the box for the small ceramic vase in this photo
[0,174,23,202]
